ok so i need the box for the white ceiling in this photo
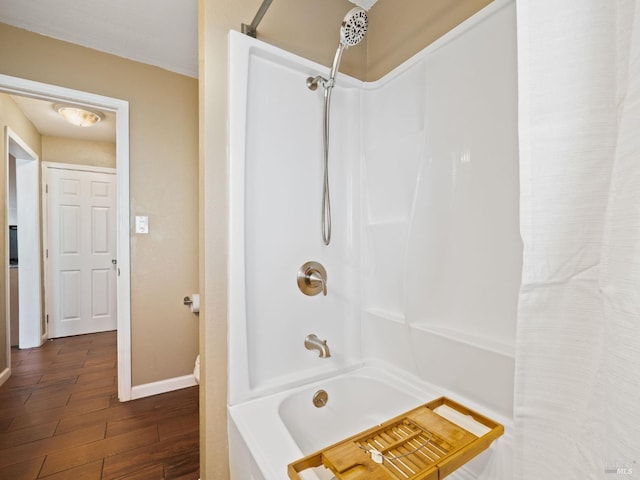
[0,0,196,142]
[0,0,198,78]
[0,0,377,143]
[349,0,378,10]
[0,0,373,83]
[10,95,117,143]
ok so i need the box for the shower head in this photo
[340,7,368,47]
[306,7,368,91]
[325,7,368,84]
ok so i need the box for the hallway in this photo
[0,331,199,479]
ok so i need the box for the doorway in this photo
[0,74,132,401]
[5,129,41,349]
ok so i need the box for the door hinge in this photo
[46,249,48,259]
[46,184,48,194]
[46,314,49,324]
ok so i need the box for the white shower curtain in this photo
[515,0,640,478]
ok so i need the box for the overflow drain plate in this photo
[313,389,328,408]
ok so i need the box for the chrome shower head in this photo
[340,7,368,47]
[323,7,368,84]
[306,6,368,91]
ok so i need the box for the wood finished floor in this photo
[0,331,199,480]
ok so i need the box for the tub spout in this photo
[305,334,331,358]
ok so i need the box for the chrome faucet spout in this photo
[305,334,331,358]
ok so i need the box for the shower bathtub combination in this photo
[227,1,519,479]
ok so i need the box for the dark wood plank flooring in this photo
[0,331,199,479]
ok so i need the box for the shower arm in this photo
[241,0,274,38]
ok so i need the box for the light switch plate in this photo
[135,215,149,234]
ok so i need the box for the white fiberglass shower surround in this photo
[228,1,519,479]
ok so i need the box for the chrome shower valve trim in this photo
[297,261,327,296]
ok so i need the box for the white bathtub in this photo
[228,365,511,480]
[279,371,427,457]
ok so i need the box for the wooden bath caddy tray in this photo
[288,397,503,480]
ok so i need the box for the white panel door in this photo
[47,167,117,338]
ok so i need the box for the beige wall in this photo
[42,136,116,169]
[245,1,368,79]
[367,0,494,80]
[0,93,42,374]
[0,23,199,387]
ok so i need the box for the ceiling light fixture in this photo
[54,104,105,127]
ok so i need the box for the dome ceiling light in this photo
[54,104,105,127]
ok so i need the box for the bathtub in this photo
[228,365,511,480]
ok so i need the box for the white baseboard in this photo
[0,367,10,387]
[130,374,198,400]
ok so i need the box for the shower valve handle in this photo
[308,270,327,296]
[297,261,327,297]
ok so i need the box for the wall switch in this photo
[135,215,149,234]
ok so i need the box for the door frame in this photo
[0,74,133,401]
[42,162,117,340]
[5,128,42,349]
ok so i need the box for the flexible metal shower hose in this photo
[322,83,333,245]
